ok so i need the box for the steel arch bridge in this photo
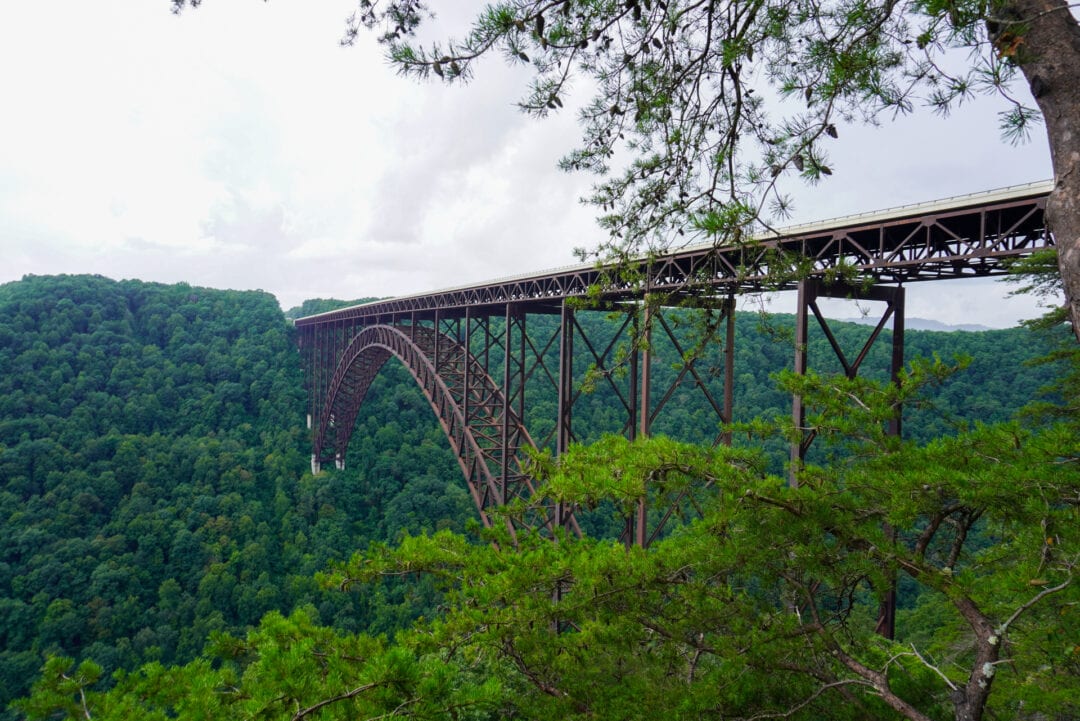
[295,180,1054,547]
[312,321,550,534]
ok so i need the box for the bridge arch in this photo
[314,323,537,529]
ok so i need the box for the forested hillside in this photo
[0,274,1067,718]
[0,277,455,714]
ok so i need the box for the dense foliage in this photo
[13,360,1079,721]
[0,278,458,714]
[1,273,1073,720]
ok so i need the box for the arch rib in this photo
[314,323,543,532]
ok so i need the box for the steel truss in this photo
[297,184,1049,322]
[295,183,1052,546]
[299,295,738,543]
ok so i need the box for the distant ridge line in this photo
[838,316,994,332]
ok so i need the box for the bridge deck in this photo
[295,180,1053,325]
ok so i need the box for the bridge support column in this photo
[311,454,321,476]
[556,301,575,531]
[790,277,905,640]
[501,305,529,506]
[722,293,735,447]
[790,278,906,479]
[557,301,574,456]
[634,301,653,548]
[622,295,736,548]
[501,305,513,505]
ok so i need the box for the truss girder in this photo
[295,190,1049,327]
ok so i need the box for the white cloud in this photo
[0,1,1057,327]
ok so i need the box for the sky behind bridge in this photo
[0,1,1058,327]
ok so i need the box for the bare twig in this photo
[292,681,385,721]
[998,576,1072,637]
[905,644,958,691]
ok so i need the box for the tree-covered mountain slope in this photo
[0,277,451,714]
[0,274,1064,716]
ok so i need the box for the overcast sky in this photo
[0,1,1058,327]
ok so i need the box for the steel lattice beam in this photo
[295,182,1053,545]
[295,183,1050,326]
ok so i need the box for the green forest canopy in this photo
[1,274,1076,720]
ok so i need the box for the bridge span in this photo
[295,180,1053,546]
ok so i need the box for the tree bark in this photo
[1010,0,1080,341]
[948,596,1000,721]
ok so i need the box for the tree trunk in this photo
[1010,0,1080,341]
[948,597,1001,721]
